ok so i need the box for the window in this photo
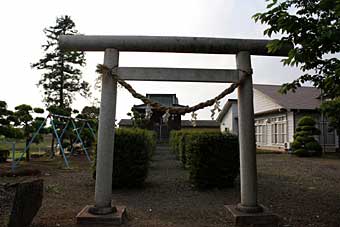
[318,121,336,145]
[271,116,287,144]
[255,119,266,144]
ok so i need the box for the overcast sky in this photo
[0,0,303,120]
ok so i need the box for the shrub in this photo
[0,149,9,162]
[169,130,188,167]
[93,128,156,187]
[292,116,322,157]
[298,116,317,126]
[305,141,322,153]
[291,141,301,150]
[171,130,239,188]
[169,130,181,157]
[170,130,214,168]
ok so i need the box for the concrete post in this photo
[236,51,262,213]
[91,49,119,214]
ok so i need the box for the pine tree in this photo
[32,15,90,108]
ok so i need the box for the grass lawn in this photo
[0,136,54,160]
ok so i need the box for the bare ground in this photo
[0,145,340,227]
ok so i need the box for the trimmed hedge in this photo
[93,128,156,188]
[170,130,239,188]
[170,130,211,168]
[169,130,185,166]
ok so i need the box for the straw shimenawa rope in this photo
[96,64,250,115]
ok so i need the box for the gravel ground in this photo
[257,153,340,227]
[0,184,15,227]
[0,146,340,227]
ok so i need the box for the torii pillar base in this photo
[225,205,279,227]
[76,205,127,225]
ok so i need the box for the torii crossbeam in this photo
[59,35,290,226]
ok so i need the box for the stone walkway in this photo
[112,144,238,227]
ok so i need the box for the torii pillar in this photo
[75,48,127,225]
[59,35,289,226]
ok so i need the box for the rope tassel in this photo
[162,109,171,124]
[191,112,198,127]
[145,104,153,120]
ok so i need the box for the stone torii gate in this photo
[59,35,289,226]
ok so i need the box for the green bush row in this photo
[93,128,156,188]
[170,130,239,188]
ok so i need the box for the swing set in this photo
[12,113,96,170]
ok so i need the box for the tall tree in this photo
[32,15,90,108]
[253,0,340,98]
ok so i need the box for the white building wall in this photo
[231,104,239,135]
[220,103,238,135]
[253,89,283,114]
[287,111,295,143]
[219,88,339,151]
[220,107,233,133]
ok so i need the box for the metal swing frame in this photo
[12,113,96,170]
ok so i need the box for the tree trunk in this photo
[59,55,65,108]
[69,135,74,155]
[5,179,44,227]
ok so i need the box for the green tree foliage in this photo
[80,106,99,120]
[47,105,72,117]
[0,101,21,139]
[75,106,99,147]
[127,110,151,129]
[253,0,340,98]
[291,116,322,157]
[320,98,340,149]
[46,105,72,157]
[31,15,90,107]
[14,104,46,161]
[0,101,13,138]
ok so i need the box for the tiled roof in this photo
[253,84,321,110]
[118,119,133,126]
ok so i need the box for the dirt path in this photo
[2,145,340,226]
